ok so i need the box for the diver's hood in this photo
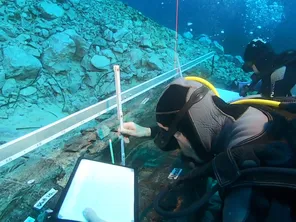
[242,40,275,74]
[154,78,235,162]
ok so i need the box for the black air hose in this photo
[153,167,296,219]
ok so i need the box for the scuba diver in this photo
[118,77,296,222]
[240,38,296,98]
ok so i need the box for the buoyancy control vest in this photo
[153,96,296,219]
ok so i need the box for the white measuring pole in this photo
[113,65,125,166]
[176,54,183,78]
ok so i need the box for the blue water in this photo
[121,0,296,55]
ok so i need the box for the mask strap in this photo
[156,86,209,147]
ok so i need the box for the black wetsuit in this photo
[250,51,296,97]
[148,103,296,222]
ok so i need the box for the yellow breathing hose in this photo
[184,76,281,108]
[185,76,220,97]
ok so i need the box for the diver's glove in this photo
[117,122,151,137]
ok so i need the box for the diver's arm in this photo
[239,73,261,97]
[212,142,295,187]
[119,122,159,138]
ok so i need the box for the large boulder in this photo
[38,1,65,20]
[42,32,76,73]
[63,29,90,60]
[3,46,42,80]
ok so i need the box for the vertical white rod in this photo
[113,65,125,166]
[114,65,124,130]
[176,54,183,78]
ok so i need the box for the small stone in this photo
[95,46,100,53]
[35,28,41,34]
[140,38,152,48]
[97,125,110,139]
[15,34,31,43]
[2,79,19,97]
[0,30,9,42]
[113,28,129,42]
[69,0,80,4]
[121,72,133,80]
[16,0,26,7]
[103,29,113,41]
[66,8,77,21]
[113,43,128,53]
[67,72,82,94]
[198,35,212,45]
[92,37,107,47]
[81,55,95,71]
[90,55,110,70]
[0,67,5,88]
[183,31,193,39]
[147,55,163,71]
[98,81,115,96]
[42,29,49,38]
[85,72,100,87]
[101,49,115,60]
[56,27,64,32]
[27,179,35,184]
[20,87,37,96]
[63,4,70,10]
[129,49,143,67]
[213,41,224,54]
[0,23,18,38]
[22,46,41,57]
[234,55,244,67]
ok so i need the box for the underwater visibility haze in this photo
[122,0,296,55]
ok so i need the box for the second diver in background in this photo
[239,38,296,98]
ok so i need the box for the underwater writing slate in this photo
[57,159,135,222]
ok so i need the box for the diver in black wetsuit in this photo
[240,38,296,98]
[119,77,296,222]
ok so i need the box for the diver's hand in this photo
[118,122,151,137]
[83,208,106,222]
